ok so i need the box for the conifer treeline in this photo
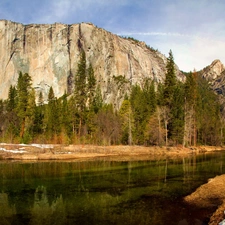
[0,50,223,146]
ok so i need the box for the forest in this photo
[0,50,223,146]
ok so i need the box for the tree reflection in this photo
[0,192,16,225]
[30,186,66,225]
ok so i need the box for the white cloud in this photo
[165,36,225,71]
[119,31,225,71]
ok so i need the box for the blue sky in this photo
[0,0,225,72]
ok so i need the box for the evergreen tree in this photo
[16,72,34,141]
[33,91,45,139]
[48,86,55,102]
[26,88,36,138]
[92,85,103,113]
[44,87,61,141]
[162,50,181,145]
[0,100,5,140]
[196,76,221,145]
[74,50,87,136]
[5,85,19,141]
[7,85,17,111]
[143,79,157,117]
[85,64,97,142]
[87,64,96,107]
[60,93,71,143]
[183,72,197,146]
[163,50,176,107]
[170,83,184,144]
[130,85,146,144]
[119,99,133,145]
[130,80,157,145]
[38,91,44,106]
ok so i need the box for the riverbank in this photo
[184,174,225,225]
[0,143,223,161]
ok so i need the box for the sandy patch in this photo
[184,174,225,225]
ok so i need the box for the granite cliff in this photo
[201,59,225,82]
[199,59,225,96]
[0,20,184,108]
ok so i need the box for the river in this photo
[0,151,225,225]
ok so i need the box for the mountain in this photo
[201,59,225,81]
[199,59,225,115]
[200,59,225,95]
[0,20,184,109]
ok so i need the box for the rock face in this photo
[201,59,225,81]
[200,59,225,97]
[0,20,183,108]
[199,59,225,115]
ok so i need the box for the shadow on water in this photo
[0,151,225,224]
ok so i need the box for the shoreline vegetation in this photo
[1,143,225,224]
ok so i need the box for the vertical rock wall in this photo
[0,20,183,109]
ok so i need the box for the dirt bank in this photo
[0,144,223,161]
[184,174,225,225]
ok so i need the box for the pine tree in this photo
[60,93,71,142]
[130,85,145,144]
[196,76,221,145]
[162,50,179,145]
[16,72,33,141]
[44,86,61,141]
[92,85,103,113]
[119,99,133,145]
[5,85,19,141]
[38,91,44,106]
[85,64,97,142]
[7,85,17,111]
[183,72,197,146]
[143,79,156,117]
[33,91,45,138]
[87,64,96,107]
[129,85,145,144]
[163,50,176,107]
[170,83,184,144]
[0,100,6,141]
[74,50,87,136]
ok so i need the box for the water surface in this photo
[0,151,225,225]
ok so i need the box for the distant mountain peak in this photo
[201,59,225,81]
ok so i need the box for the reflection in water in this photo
[0,192,16,225]
[30,186,65,225]
[0,152,225,224]
[165,159,168,182]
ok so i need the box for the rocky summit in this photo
[201,59,225,81]
[199,59,225,96]
[0,20,184,108]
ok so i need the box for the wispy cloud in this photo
[118,32,195,38]
[118,30,225,71]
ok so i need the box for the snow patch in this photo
[31,144,54,149]
[0,147,27,154]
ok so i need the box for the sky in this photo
[0,0,225,72]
